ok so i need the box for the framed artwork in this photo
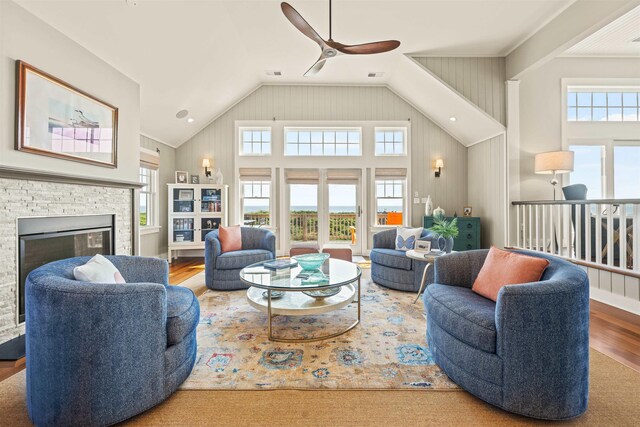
[415,239,432,253]
[175,171,189,184]
[178,189,194,201]
[15,60,118,167]
[191,175,200,184]
[463,206,473,217]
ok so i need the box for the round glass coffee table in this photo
[240,258,362,343]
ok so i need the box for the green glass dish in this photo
[292,253,330,271]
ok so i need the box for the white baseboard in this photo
[590,288,640,316]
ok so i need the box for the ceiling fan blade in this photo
[304,56,327,77]
[327,40,401,55]
[281,2,328,50]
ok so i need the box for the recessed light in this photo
[125,0,138,7]
[176,109,188,119]
[368,72,385,78]
[633,36,640,43]
[266,71,282,76]
[449,117,457,122]
[187,117,195,123]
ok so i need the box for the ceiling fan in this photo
[281,1,401,76]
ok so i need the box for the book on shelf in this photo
[263,259,298,270]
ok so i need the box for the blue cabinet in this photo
[423,216,481,251]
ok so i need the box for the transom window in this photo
[375,179,404,226]
[241,181,271,226]
[567,88,639,122]
[285,128,361,156]
[375,128,406,155]
[240,128,271,155]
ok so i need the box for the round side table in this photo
[406,249,454,303]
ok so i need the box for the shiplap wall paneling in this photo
[176,85,468,227]
[414,57,506,126]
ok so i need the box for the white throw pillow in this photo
[73,254,126,284]
[395,227,422,252]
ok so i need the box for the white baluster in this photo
[542,204,547,253]
[550,204,556,255]
[620,204,627,270]
[585,203,591,264]
[516,204,521,248]
[595,205,602,264]
[535,205,540,251]
[528,205,533,251]
[607,204,614,267]
[575,203,582,261]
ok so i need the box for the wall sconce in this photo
[434,159,444,178]
[202,158,212,177]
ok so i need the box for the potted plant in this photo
[427,213,459,253]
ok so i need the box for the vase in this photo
[437,235,454,254]
[424,195,433,216]
[433,206,445,218]
[213,168,224,185]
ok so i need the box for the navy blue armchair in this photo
[26,256,199,426]
[370,228,435,291]
[205,227,276,290]
[424,249,589,420]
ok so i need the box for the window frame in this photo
[239,127,272,156]
[374,178,406,226]
[139,166,159,232]
[239,180,273,227]
[284,127,362,157]
[374,127,407,156]
[566,86,640,123]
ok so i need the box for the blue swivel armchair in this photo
[424,250,589,420]
[370,228,436,291]
[205,227,276,290]
[26,256,199,426]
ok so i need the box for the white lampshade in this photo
[202,158,211,168]
[534,151,574,175]
[435,159,444,169]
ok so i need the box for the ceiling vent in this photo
[266,71,282,76]
[368,72,384,78]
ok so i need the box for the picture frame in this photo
[175,171,189,184]
[178,189,194,201]
[190,175,200,184]
[15,60,118,167]
[415,239,432,253]
[463,206,473,217]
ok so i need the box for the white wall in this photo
[139,135,175,258]
[0,0,140,183]
[518,57,640,201]
[175,85,469,228]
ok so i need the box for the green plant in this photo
[427,215,459,239]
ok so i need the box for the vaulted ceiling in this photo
[15,0,575,147]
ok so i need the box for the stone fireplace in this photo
[0,176,134,346]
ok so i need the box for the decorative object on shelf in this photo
[434,159,444,177]
[263,259,298,270]
[463,206,472,217]
[424,195,433,216]
[202,158,212,178]
[427,214,458,254]
[191,175,200,184]
[534,150,574,200]
[212,168,224,185]
[415,238,432,253]
[16,61,118,168]
[175,171,189,184]
[433,206,445,218]
[177,189,193,201]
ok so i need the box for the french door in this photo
[286,169,363,255]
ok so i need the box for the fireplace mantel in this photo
[0,165,144,189]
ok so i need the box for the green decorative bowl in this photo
[292,253,330,271]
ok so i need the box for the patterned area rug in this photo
[180,271,459,390]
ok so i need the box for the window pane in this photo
[243,142,252,153]
[614,146,640,198]
[243,131,252,141]
[592,108,607,121]
[394,142,403,154]
[567,92,577,107]
[577,108,591,121]
[261,131,271,142]
[623,108,638,121]
[577,93,591,107]
[324,144,335,155]
[286,143,298,155]
[253,142,261,153]
[394,131,403,142]
[311,143,323,155]
[299,131,311,143]
[607,93,622,107]
[336,132,348,143]
[347,143,360,155]
[335,144,348,155]
[567,107,577,121]
[324,131,335,143]
[569,145,603,199]
[244,184,252,197]
[376,183,384,197]
[376,142,384,155]
[241,129,271,155]
[262,142,271,154]
[375,131,384,142]
[348,131,360,143]
[311,131,322,143]
[608,108,622,122]
[623,93,638,107]
[286,131,298,143]
[592,93,606,107]
[299,143,311,155]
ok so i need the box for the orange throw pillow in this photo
[218,225,242,253]
[472,247,549,302]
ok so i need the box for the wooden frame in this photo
[15,60,118,168]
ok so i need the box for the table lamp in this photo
[534,150,574,200]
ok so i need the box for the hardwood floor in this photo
[1,261,639,383]
[169,257,204,285]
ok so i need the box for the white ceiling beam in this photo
[506,0,640,80]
